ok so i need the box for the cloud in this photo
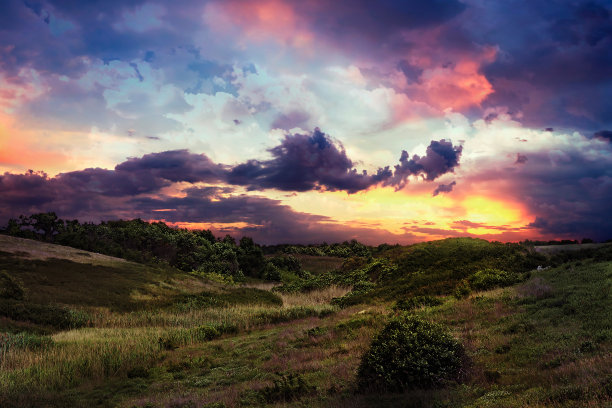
[515,153,528,164]
[594,130,612,142]
[432,180,456,196]
[386,139,463,189]
[227,128,390,193]
[226,129,462,193]
[0,171,412,245]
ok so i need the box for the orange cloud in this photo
[420,59,494,111]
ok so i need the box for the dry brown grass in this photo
[0,234,129,266]
[279,285,350,307]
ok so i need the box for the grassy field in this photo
[0,236,610,407]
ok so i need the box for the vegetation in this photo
[357,314,465,392]
[0,218,610,407]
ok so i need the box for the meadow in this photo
[0,229,610,407]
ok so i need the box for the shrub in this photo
[393,295,443,311]
[357,314,465,392]
[453,281,471,299]
[0,271,25,300]
[469,268,517,290]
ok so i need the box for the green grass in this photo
[0,236,610,407]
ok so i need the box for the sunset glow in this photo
[1,0,611,244]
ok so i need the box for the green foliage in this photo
[0,271,25,300]
[252,306,334,324]
[262,262,282,281]
[237,237,266,278]
[192,322,238,341]
[274,258,381,294]
[0,332,53,354]
[453,281,471,299]
[357,314,465,392]
[469,268,518,290]
[158,322,239,350]
[371,238,544,300]
[2,214,256,280]
[0,299,91,330]
[258,372,315,403]
[393,295,444,312]
[268,254,302,274]
[331,281,375,308]
[264,239,371,258]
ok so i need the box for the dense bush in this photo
[469,268,518,290]
[0,271,25,300]
[357,314,465,392]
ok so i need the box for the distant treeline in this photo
[0,213,374,280]
[262,240,377,258]
[520,238,596,246]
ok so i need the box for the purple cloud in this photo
[432,180,456,196]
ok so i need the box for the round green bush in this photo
[357,314,465,392]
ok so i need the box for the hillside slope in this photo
[0,235,198,313]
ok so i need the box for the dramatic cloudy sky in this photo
[1,0,612,243]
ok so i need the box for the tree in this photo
[238,237,266,278]
[28,212,63,241]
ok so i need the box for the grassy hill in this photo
[0,236,610,407]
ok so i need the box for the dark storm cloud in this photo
[0,173,408,244]
[1,129,464,208]
[432,180,456,196]
[227,129,461,193]
[481,147,612,241]
[386,140,463,189]
[227,128,393,193]
[116,150,227,184]
[474,0,612,132]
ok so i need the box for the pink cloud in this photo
[204,0,314,49]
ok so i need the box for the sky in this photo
[1,0,612,244]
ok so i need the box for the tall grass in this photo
[280,285,350,307]
[0,289,339,399]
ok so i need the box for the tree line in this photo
[0,212,373,280]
